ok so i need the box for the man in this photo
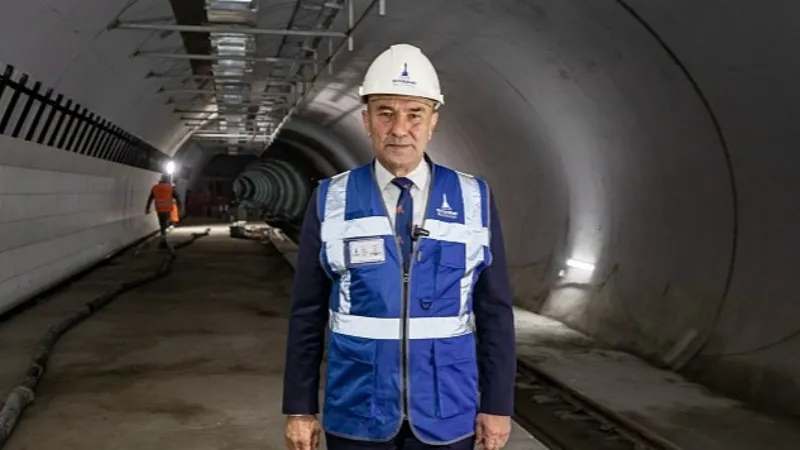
[145,174,181,245]
[282,43,516,450]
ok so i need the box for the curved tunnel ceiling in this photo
[3,0,800,416]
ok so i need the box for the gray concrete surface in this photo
[1,225,295,449]
[514,310,800,450]
[11,219,799,449]
[1,223,547,450]
[0,234,165,400]
[264,223,800,449]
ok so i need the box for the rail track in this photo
[514,359,679,450]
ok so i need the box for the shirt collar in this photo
[374,156,430,192]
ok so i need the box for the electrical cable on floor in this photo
[0,228,211,448]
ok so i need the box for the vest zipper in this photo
[403,235,422,421]
[401,175,433,423]
[367,159,435,429]
[402,262,410,418]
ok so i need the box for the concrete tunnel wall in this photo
[0,0,799,417]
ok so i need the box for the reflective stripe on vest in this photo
[317,161,491,444]
[152,183,174,212]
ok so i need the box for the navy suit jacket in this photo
[281,185,517,416]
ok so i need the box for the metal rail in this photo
[514,359,681,450]
[135,51,317,64]
[258,0,347,139]
[112,21,348,38]
[267,0,380,143]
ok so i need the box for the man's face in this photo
[362,95,439,173]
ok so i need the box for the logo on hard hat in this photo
[392,62,417,86]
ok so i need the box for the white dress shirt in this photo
[373,158,430,231]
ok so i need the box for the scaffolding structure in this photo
[109,0,384,153]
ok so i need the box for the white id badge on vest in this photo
[347,238,385,265]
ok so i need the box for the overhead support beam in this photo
[180,112,288,118]
[173,101,289,107]
[187,135,271,139]
[269,0,382,143]
[348,0,354,51]
[135,51,317,64]
[111,21,347,38]
[181,116,272,121]
[147,72,305,85]
[183,124,266,129]
[191,133,271,139]
[111,15,176,25]
[160,88,292,96]
[175,108,287,113]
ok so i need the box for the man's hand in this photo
[475,413,511,450]
[285,415,321,450]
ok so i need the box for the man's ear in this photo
[429,110,439,137]
[361,107,371,137]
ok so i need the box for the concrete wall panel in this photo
[0,135,159,315]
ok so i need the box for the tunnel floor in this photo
[0,223,544,449]
[0,223,798,449]
[0,224,296,449]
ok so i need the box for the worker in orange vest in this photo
[146,174,182,244]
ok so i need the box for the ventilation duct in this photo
[233,158,312,224]
[205,0,259,155]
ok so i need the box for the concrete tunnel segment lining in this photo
[0,0,799,418]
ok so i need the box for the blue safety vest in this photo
[317,160,492,444]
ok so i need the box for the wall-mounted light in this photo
[566,258,595,272]
[165,160,176,175]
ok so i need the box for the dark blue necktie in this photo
[392,177,414,266]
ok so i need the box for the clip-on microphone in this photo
[412,225,430,241]
[412,225,432,310]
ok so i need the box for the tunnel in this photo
[1,0,799,448]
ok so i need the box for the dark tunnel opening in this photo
[185,117,362,241]
[232,150,315,237]
[225,126,350,239]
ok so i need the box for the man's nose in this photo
[390,116,411,137]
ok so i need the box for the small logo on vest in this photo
[436,194,458,219]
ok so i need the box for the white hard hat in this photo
[359,43,444,108]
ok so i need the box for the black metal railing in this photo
[0,63,168,172]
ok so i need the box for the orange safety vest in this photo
[151,183,174,213]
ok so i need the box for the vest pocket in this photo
[432,336,478,419]
[434,242,467,301]
[325,334,377,418]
